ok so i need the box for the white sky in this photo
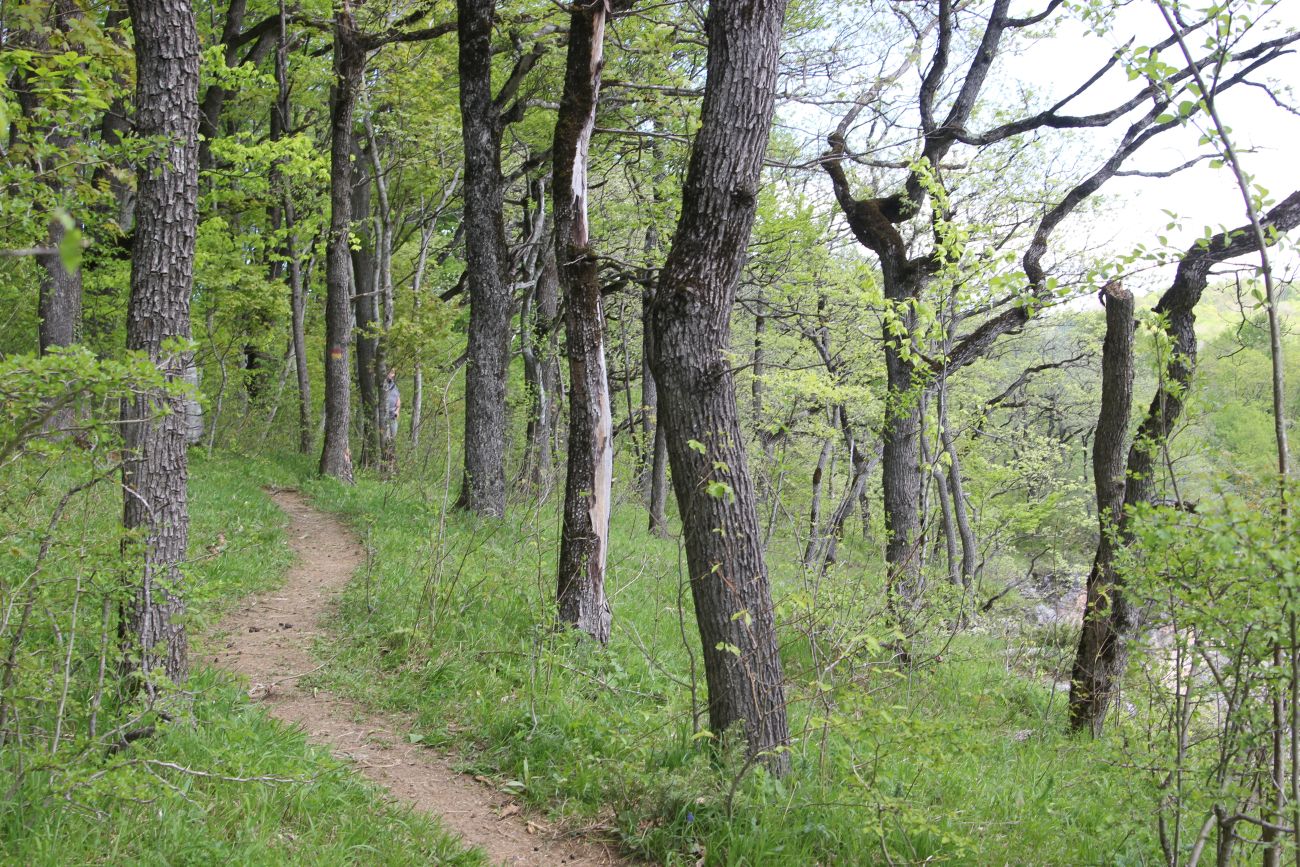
[1005,0,1300,292]
[776,0,1300,298]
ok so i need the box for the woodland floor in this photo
[210,488,629,866]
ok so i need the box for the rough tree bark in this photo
[554,0,629,644]
[1068,191,1300,735]
[318,3,363,482]
[120,0,200,690]
[1068,280,1135,735]
[455,0,512,516]
[648,0,791,773]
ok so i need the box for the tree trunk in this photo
[198,0,247,173]
[351,144,381,469]
[120,0,200,691]
[363,119,396,470]
[519,177,558,494]
[409,215,439,448]
[37,219,81,356]
[881,325,925,604]
[1067,191,1300,735]
[554,0,620,644]
[1069,281,1135,735]
[455,0,511,516]
[941,420,977,585]
[318,6,363,482]
[271,0,310,454]
[641,137,669,532]
[648,0,791,773]
[15,4,84,368]
[930,436,961,587]
[803,431,834,570]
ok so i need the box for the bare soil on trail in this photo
[211,489,630,866]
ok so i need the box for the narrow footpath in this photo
[212,489,627,866]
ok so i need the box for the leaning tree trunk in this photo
[318,6,363,482]
[120,0,200,691]
[554,0,621,644]
[649,0,791,773]
[455,0,511,516]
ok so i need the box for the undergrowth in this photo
[0,451,480,866]
[287,453,1158,866]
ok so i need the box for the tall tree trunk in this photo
[554,0,620,644]
[648,0,791,773]
[1069,281,1136,735]
[641,137,669,533]
[318,5,363,482]
[37,219,81,357]
[198,0,247,173]
[455,0,511,516]
[15,3,84,367]
[120,0,200,691]
[363,119,395,470]
[271,0,309,454]
[645,278,669,537]
[351,144,380,469]
[409,215,439,448]
[881,323,924,604]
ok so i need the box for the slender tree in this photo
[649,0,792,772]
[120,0,201,690]
[455,0,512,515]
[554,0,630,643]
[319,2,363,481]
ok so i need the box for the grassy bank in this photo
[0,451,479,866]
[290,457,1155,865]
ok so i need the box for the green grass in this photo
[280,456,1160,866]
[0,450,481,867]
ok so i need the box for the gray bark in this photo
[121,0,201,690]
[318,5,363,482]
[648,0,791,773]
[554,0,622,644]
[351,145,381,469]
[455,0,512,516]
[1069,281,1136,736]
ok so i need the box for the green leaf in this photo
[59,227,83,272]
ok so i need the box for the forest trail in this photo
[211,489,628,867]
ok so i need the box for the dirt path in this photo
[211,489,628,867]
